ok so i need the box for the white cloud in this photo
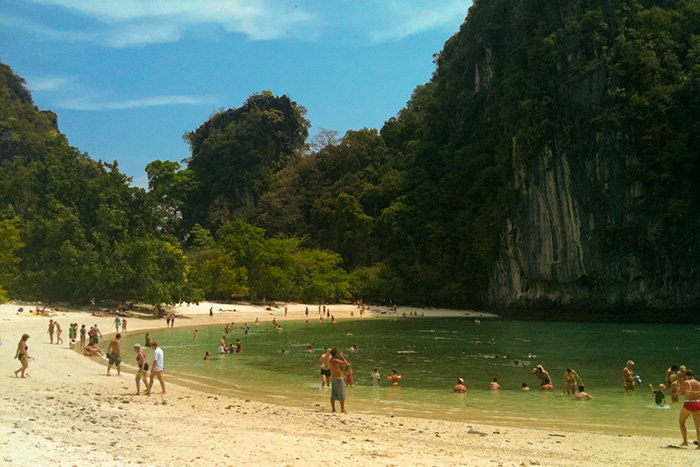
[20,0,469,47]
[366,1,470,44]
[27,75,77,92]
[106,22,182,47]
[55,94,216,111]
[27,0,317,44]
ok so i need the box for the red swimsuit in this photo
[683,400,700,412]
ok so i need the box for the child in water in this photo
[649,383,667,406]
[345,364,354,386]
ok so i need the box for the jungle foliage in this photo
[2,0,699,309]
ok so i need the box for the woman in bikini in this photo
[14,334,30,378]
[670,375,681,403]
[563,368,583,395]
[678,369,700,447]
[622,360,636,391]
[531,365,552,389]
[134,343,149,395]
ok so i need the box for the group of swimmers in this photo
[448,365,592,400]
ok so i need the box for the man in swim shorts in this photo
[329,348,348,413]
[106,334,122,376]
[678,369,700,447]
[318,348,332,387]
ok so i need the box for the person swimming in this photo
[388,369,402,384]
[453,378,467,393]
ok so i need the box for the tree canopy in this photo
[2,0,700,313]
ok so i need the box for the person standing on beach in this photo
[55,322,63,345]
[14,334,30,378]
[318,349,332,387]
[121,318,127,333]
[92,324,102,344]
[170,313,175,328]
[147,341,165,395]
[79,324,86,348]
[329,349,348,413]
[622,360,636,391]
[106,334,122,376]
[47,319,55,344]
[678,369,700,447]
[113,316,121,333]
[133,343,149,395]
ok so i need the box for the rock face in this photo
[489,130,700,310]
[464,0,700,311]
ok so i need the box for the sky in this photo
[0,0,472,187]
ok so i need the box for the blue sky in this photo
[1,0,471,187]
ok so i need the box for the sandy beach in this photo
[0,301,696,467]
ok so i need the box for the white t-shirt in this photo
[153,347,164,371]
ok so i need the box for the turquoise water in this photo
[120,317,699,436]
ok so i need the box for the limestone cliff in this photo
[471,0,700,311]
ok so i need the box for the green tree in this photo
[183,92,310,231]
[0,217,23,301]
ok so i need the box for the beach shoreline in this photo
[0,301,695,466]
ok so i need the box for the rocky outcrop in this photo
[487,128,700,310]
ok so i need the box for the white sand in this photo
[0,301,695,466]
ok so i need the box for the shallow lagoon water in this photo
[121,317,699,436]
